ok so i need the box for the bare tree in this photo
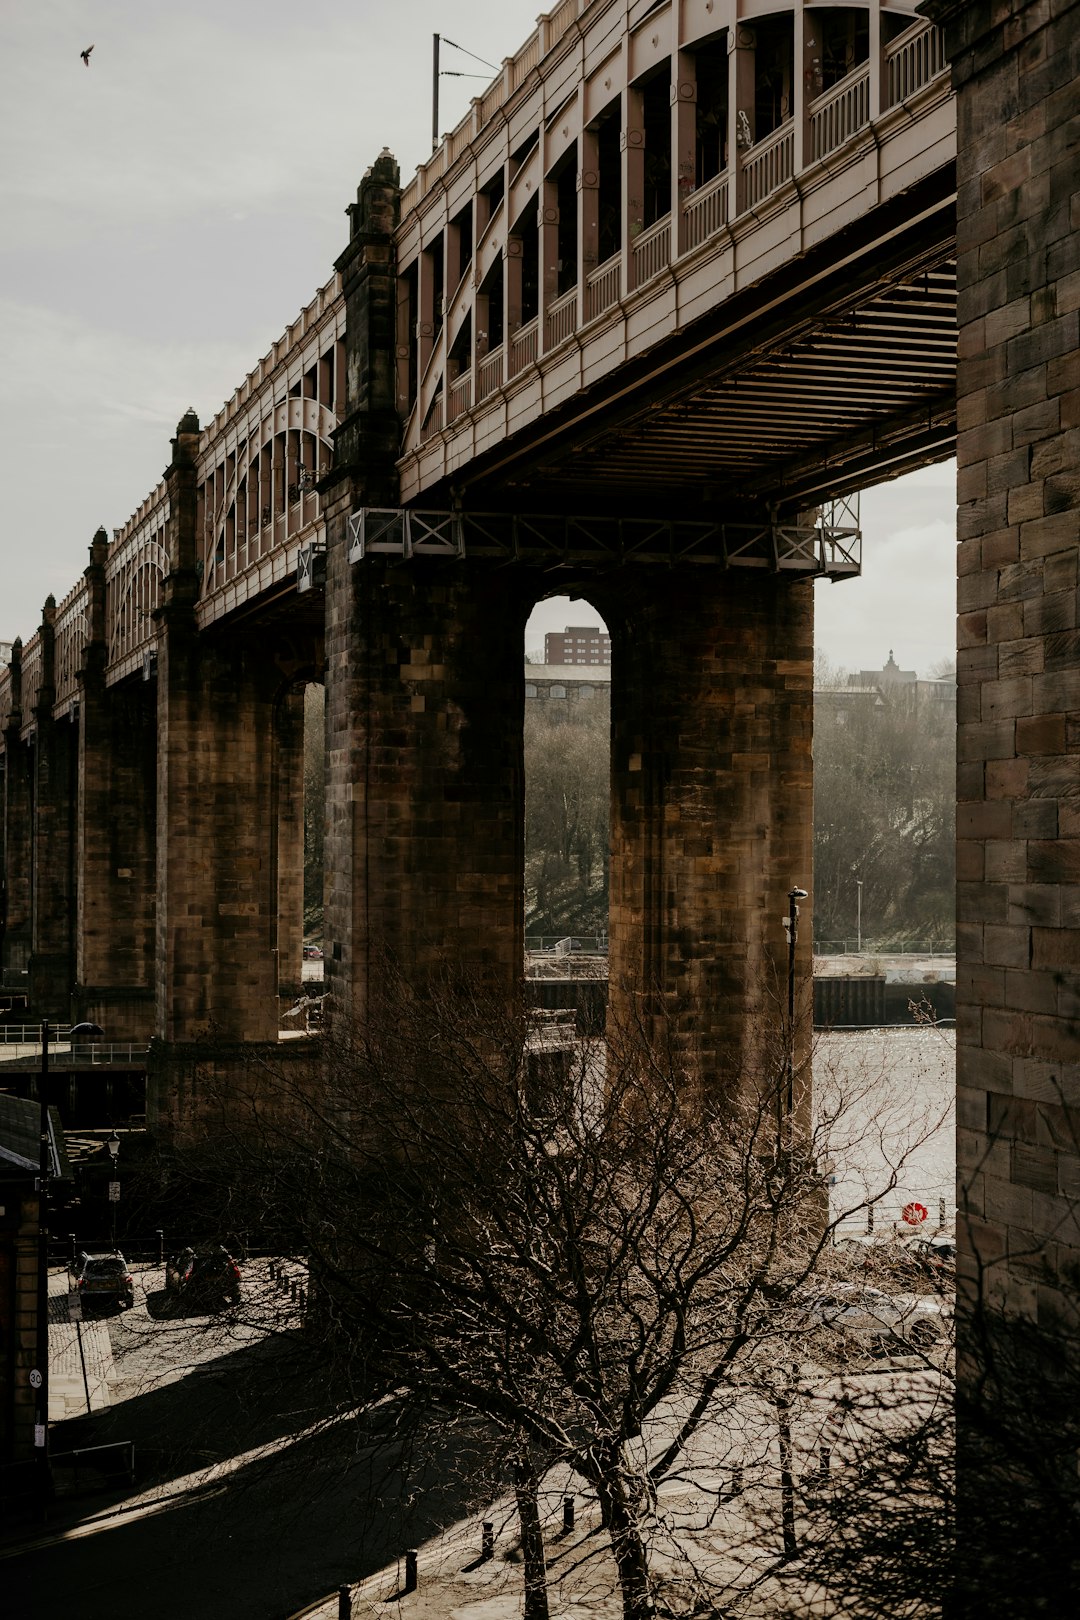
[158,972,953,1620]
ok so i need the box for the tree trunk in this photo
[595,1453,654,1620]
[514,1444,550,1620]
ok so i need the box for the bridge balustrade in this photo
[810,66,872,164]
[52,583,91,717]
[681,169,728,254]
[545,287,579,350]
[586,256,621,323]
[105,498,169,685]
[18,633,42,732]
[399,7,950,458]
[478,349,504,402]
[632,216,671,289]
[510,318,540,376]
[741,121,796,212]
[885,16,945,106]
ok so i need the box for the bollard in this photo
[939,1195,947,1229]
[404,1549,418,1593]
[562,1494,575,1533]
[337,1584,351,1620]
[155,1228,164,1267]
[298,1285,307,1311]
[68,1233,76,1265]
[867,1204,874,1234]
[481,1521,494,1560]
[290,1278,297,1301]
[729,1465,744,1499]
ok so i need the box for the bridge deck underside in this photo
[424,199,957,517]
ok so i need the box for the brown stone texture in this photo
[153,416,286,1054]
[323,548,531,1023]
[941,0,1080,1318]
[75,666,157,1042]
[273,687,306,1009]
[601,568,814,1090]
[1,722,33,983]
[29,608,77,1018]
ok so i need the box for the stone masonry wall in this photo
[602,567,815,1091]
[928,0,1080,1316]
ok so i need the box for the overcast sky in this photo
[0,1,956,677]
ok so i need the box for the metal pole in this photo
[432,34,440,151]
[36,1018,51,1511]
[857,878,863,954]
[786,892,798,1119]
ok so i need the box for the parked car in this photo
[303,944,323,960]
[801,1281,947,1355]
[165,1245,241,1307]
[69,1250,135,1312]
[907,1234,956,1281]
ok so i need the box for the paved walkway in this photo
[47,1271,114,1422]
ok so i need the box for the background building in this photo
[542,626,611,666]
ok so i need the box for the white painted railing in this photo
[510,318,539,375]
[478,348,504,400]
[885,19,947,107]
[586,255,621,321]
[545,286,578,349]
[632,216,671,287]
[421,395,444,440]
[448,373,472,421]
[682,169,728,252]
[742,121,795,210]
[810,65,871,162]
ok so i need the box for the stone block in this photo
[1012,797,1059,838]
[990,761,1029,806]
[1003,963,1060,1010]
[984,923,1037,968]
[1028,838,1080,882]
[1024,589,1077,638]
[1015,712,1066,754]
[958,877,1009,921]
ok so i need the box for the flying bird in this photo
[80,45,95,67]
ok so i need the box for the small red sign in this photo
[902,1201,929,1226]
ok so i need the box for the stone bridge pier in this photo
[148,413,316,1138]
[321,150,814,1091]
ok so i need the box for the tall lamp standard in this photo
[782,888,809,1120]
[107,1130,121,1245]
[34,1018,103,1512]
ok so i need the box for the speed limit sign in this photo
[902,1201,929,1225]
[29,1369,42,1390]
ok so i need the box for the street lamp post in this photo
[107,1130,120,1246]
[783,888,809,1121]
[857,877,863,955]
[35,1019,104,1510]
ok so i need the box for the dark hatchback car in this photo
[69,1251,135,1312]
[165,1245,241,1308]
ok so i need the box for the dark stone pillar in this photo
[603,568,814,1092]
[273,686,306,1009]
[29,601,77,1018]
[1,641,32,985]
[327,559,529,1024]
[74,531,157,1041]
[154,413,280,1053]
[921,0,1080,1604]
